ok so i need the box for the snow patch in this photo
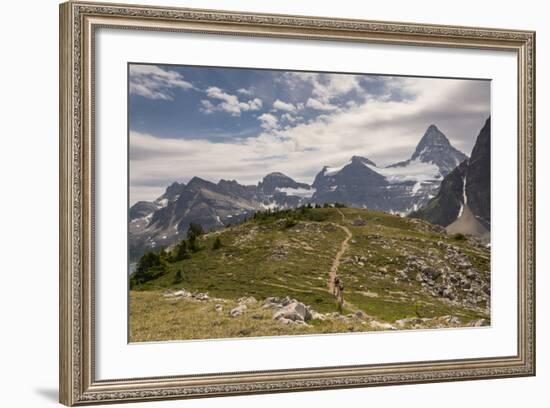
[457,204,464,218]
[457,173,468,219]
[261,202,278,210]
[276,187,316,198]
[157,198,168,208]
[411,181,423,194]
[324,162,350,176]
[364,160,440,184]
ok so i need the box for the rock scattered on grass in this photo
[230,304,247,317]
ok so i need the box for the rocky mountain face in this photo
[465,118,491,228]
[129,123,476,259]
[410,118,491,237]
[408,125,468,176]
[408,161,468,227]
[312,156,389,208]
[258,172,310,194]
[311,125,468,213]
[129,201,160,220]
[129,177,264,259]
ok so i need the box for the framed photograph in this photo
[59,1,536,405]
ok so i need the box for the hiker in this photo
[337,279,345,308]
[333,276,341,297]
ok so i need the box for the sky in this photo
[129,63,490,205]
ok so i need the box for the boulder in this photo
[238,296,257,305]
[439,315,461,325]
[230,304,247,317]
[469,318,490,327]
[422,267,441,281]
[163,289,191,298]
[193,292,209,301]
[369,320,396,330]
[309,310,326,321]
[273,301,311,322]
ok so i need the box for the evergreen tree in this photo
[187,223,204,252]
[173,269,183,284]
[212,236,222,250]
[175,239,190,261]
[188,234,198,252]
[130,251,168,288]
[188,222,204,239]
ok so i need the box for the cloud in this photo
[281,113,301,123]
[305,98,339,111]
[273,99,297,112]
[129,64,194,100]
[201,86,263,116]
[257,113,279,130]
[130,75,490,204]
[237,88,253,95]
[284,72,364,104]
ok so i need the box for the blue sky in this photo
[129,63,490,204]
[129,64,405,142]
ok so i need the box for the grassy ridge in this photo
[130,207,490,341]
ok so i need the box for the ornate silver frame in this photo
[59,1,536,405]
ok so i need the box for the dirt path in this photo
[325,209,366,315]
[328,209,352,293]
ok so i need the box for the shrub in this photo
[452,233,467,241]
[306,211,328,222]
[174,239,190,261]
[283,217,298,229]
[173,269,183,284]
[212,236,222,250]
[130,251,168,288]
[186,223,204,252]
[188,235,198,252]
[187,223,204,239]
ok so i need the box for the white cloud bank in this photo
[130,75,490,204]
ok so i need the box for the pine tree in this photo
[212,236,222,250]
[173,269,183,284]
[175,239,190,261]
[187,223,204,252]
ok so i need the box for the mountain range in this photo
[129,122,487,260]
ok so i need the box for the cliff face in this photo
[409,160,468,227]
[465,118,491,229]
[410,117,491,235]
